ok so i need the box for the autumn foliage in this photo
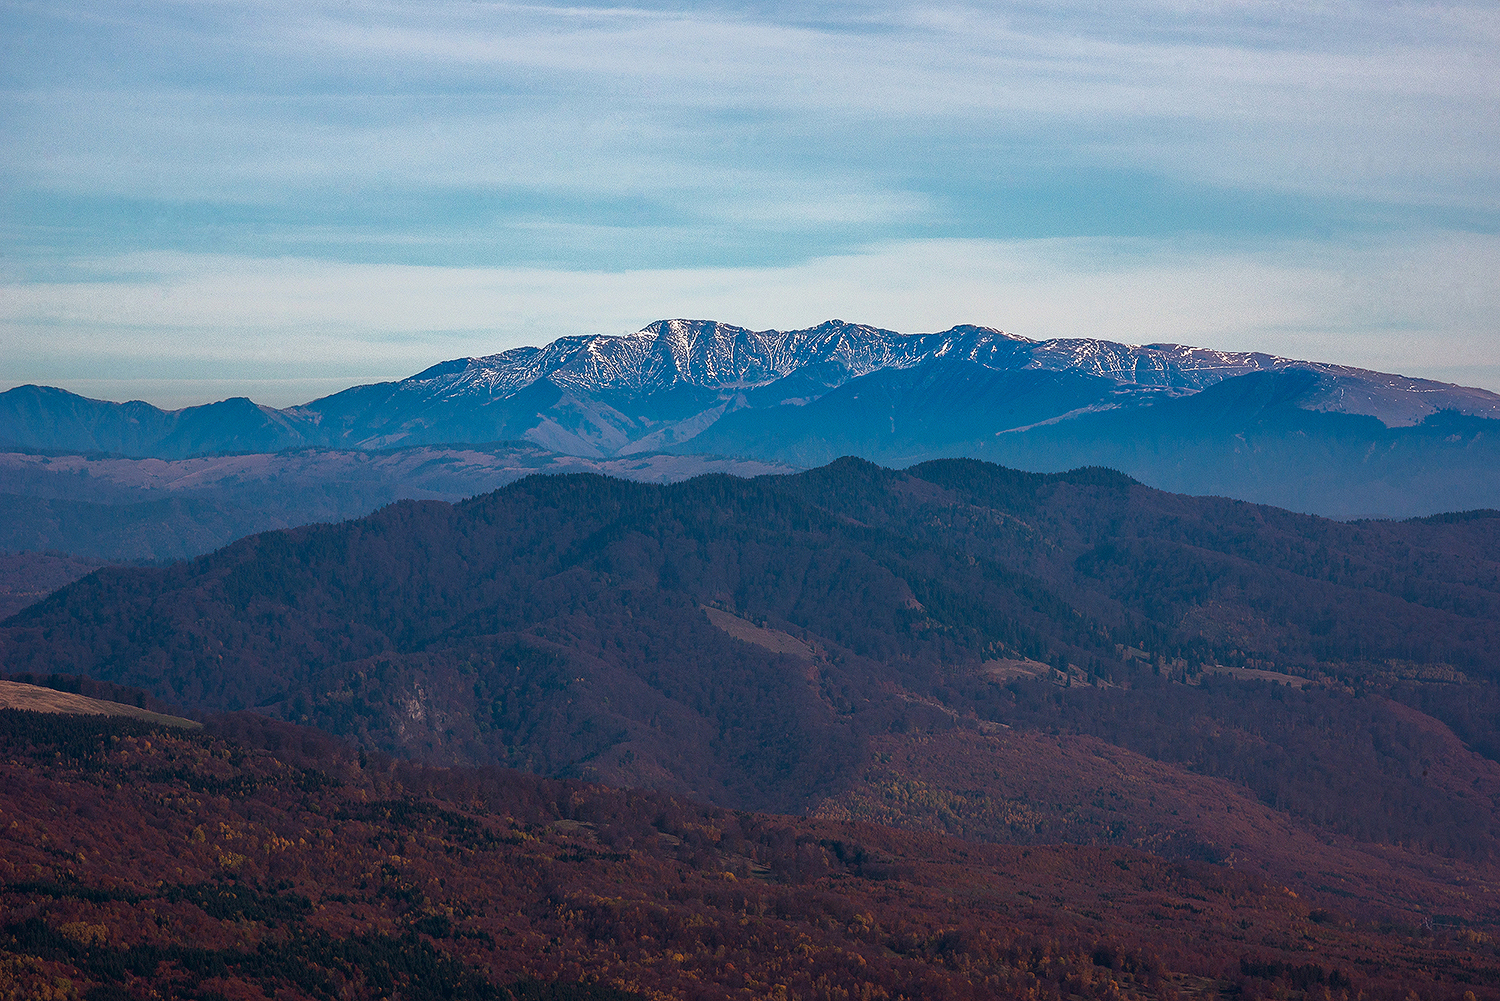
[3,709,1498,1001]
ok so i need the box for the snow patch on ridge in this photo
[383,319,1500,429]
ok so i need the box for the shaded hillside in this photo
[0,446,792,561]
[4,459,1500,865]
[0,492,286,564]
[0,552,107,620]
[0,385,309,457]
[2,709,1495,1001]
[816,709,1500,877]
[681,368,1500,518]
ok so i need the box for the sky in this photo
[2,0,1498,408]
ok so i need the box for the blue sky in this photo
[2,0,1498,407]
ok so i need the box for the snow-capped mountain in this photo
[413,319,951,398]
[285,318,1500,457]
[3,318,1499,517]
[375,319,1494,415]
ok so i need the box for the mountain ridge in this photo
[8,452,1500,979]
[7,319,1498,460]
[7,456,1500,812]
[5,318,1500,519]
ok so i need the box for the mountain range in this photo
[7,458,1500,849]
[6,454,1500,998]
[5,319,1499,518]
[5,322,1500,999]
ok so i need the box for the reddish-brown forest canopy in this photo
[2,709,1496,1001]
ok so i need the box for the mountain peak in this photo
[5,320,1500,518]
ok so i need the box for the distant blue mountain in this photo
[3,319,1498,517]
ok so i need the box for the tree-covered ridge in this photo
[2,459,1499,845]
[1,710,1494,1001]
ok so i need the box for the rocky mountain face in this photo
[4,318,1499,517]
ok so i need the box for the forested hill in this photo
[3,457,1500,842]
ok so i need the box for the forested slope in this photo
[2,708,1495,1001]
[3,459,1500,878]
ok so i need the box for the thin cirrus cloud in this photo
[0,0,1496,406]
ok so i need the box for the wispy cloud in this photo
[1,1,1496,402]
[4,231,1496,407]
